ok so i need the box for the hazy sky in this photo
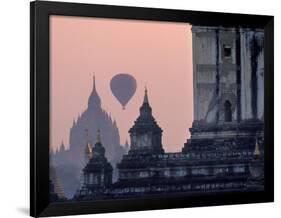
[50,15,193,152]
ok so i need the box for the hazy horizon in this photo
[50,15,193,153]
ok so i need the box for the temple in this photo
[75,129,113,200]
[127,87,164,155]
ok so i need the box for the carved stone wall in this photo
[192,26,264,125]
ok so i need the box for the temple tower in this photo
[75,130,113,198]
[117,88,164,182]
[128,87,164,154]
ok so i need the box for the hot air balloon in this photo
[110,74,137,109]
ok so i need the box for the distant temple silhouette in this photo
[49,165,66,202]
[51,76,126,198]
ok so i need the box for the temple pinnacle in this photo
[93,74,96,91]
[143,85,149,104]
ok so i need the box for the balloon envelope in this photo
[110,74,137,109]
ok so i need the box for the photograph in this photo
[49,15,265,202]
[0,0,278,218]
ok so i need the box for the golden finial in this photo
[85,143,92,155]
[96,128,101,143]
[143,85,149,104]
[253,137,261,156]
[84,128,92,158]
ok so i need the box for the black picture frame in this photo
[30,1,274,217]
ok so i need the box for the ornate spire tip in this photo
[143,85,149,104]
[93,73,96,91]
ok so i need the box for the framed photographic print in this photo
[30,1,274,217]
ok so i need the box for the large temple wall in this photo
[192,26,264,124]
[240,30,264,120]
[257,47,264,120]
[192,27,217,123]
[240,31,253,120]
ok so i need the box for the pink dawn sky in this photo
[50,15,193,152]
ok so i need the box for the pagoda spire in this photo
[60,140,66,152]
[88,74,101,109]
[143,85,149,104]
[93,74,96,91]
[91,128,106,158]
[139,86,152,118]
